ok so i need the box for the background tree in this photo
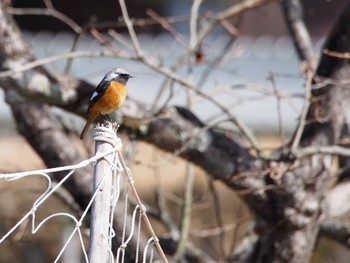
[1,0,350,262]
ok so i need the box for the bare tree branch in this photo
[280,0,316,69]
[6,6,82,34]
[146,9,188,47]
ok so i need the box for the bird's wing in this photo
[87,80,110,113]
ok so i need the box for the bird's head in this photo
[106,67,133,85]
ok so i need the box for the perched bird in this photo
[80,67,133,139]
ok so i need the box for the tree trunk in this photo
[232,3,350,262]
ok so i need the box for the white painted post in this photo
[88,124,115,263]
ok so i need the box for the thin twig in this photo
[280,0,316,69]
[6,7,82,34]
[77,14,204,31]
[229,201,245,256]
[152,149,179,239]
[118,0,142,55]
[189,0,203,50]
[220,19,240,36]
[290,68,313,150]
[174,163,195,260]
[155,81,175,115]
[108,29,134,51]
[323,49,350,59]
[64,31,84,74]
[208,179,226,260]
[90,28,125,55]
[146,9,188,47]
[43,0,54,9]
[64,16,98,74]
[0,50,119,79]
[295,145,350,159]
[143,59,261,151]
[196,0,276,46]
[152,0,272,112]
[196,35,237,89]
[117,151,169,263]
[185,0,203,109]
[269,72,285,149]
[151,53,187,112]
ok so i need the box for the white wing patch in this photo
[90,91,98,101]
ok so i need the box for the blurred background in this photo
[0,0,346,134]
[1,0,349,262]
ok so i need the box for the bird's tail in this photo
[80,112,98,139]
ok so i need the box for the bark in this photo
[121,104,271,220]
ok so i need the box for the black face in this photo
[120,73,131,80]
[115,72,133,85]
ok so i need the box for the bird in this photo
[80,67,133,139]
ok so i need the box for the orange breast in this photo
[92,81,127,114]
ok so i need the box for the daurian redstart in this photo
[80,67,133,139]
